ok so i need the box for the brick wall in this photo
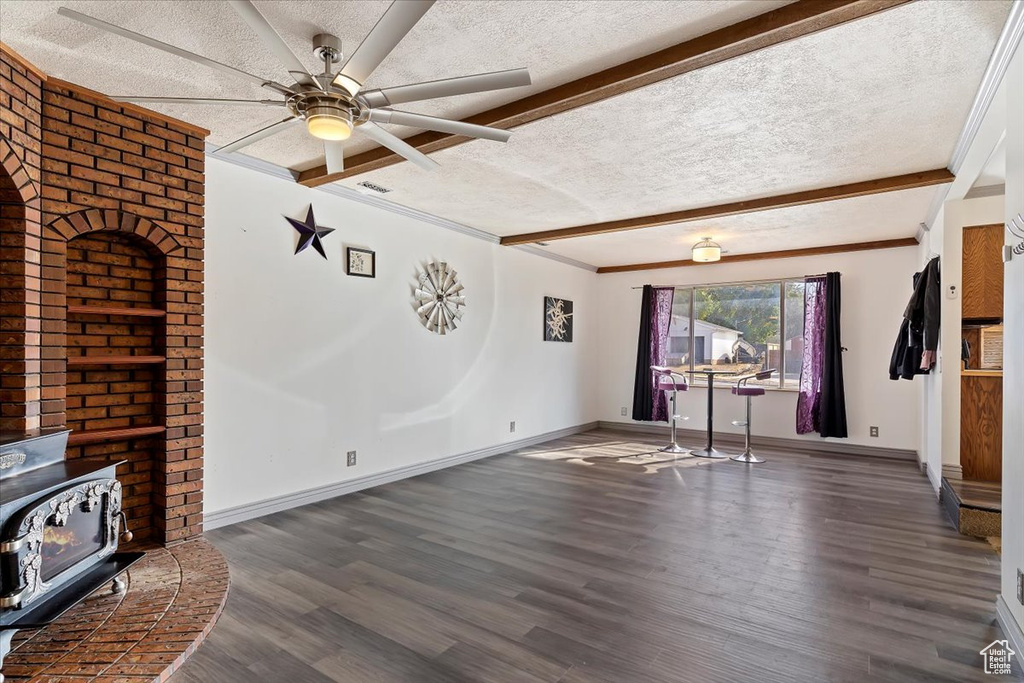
[1,45,206,545]
[65,232,165,543]
[0,47,43,432]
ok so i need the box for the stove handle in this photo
[0,534,28,608]
[117,512,133,544]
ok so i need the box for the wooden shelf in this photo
[67,355,165,365]
[67,425,166,446]
[68,305,165,317]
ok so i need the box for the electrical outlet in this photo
[1017,568,1023,606]
[509,421,516,433]
[346,451,357,467]
[869,426,879,438]
[621,407,628,416]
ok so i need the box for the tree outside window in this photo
[667,280,805,389]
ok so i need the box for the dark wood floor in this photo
[945,477,1002,511]
[172,429,1020,683]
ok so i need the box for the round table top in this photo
[686,369,738,376]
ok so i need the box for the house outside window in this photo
[665,279,806,389]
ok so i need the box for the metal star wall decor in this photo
[286,206,335,259]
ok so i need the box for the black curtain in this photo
[819,272,848,438]
[631,285,654,421]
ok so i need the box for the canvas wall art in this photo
[544,297,573,342]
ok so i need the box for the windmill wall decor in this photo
[414,261,465,335]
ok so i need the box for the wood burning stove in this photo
[0,429,143,681]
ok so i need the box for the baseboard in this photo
[942,463,964,480]
[204,421,599,530]
[929,462,942,493]
[595,420,918,462]
[996,595,1024,662]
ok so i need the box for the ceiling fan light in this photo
[333,74,362,96]
[306,104,353,141]
[692,237,722,263]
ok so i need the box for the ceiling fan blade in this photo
[333,0,435,95]
[110,96,285,106]
[56,7,294,96]
[361,68,531,108]
[324,141,345,174]
[227,0,320,89]
[369,109,510,143]
[357,122,438,171]
[217,117,301,154]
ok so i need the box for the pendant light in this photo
[691,237,722,263]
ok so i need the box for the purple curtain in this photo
[631,286,675,421]
[796,277,826,434]
[797,273,848,437]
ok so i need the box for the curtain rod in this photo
[630,273,831,290]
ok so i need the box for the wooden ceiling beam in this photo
[298,0,910,187]
[499,168,954,246]
[596,237,919,274]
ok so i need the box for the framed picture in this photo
[544,297,573,342]
[346,247,375,278]
[980,324,1003,369]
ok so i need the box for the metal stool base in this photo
[692,447,728,459]
[730,451,765,463]
[659,444,692,455]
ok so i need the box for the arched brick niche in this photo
[2,44,207,545]
[42,209,202,545]
[0,138,43,432]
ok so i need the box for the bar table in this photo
[687,369,737,458]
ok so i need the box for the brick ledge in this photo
[4,537,229,682]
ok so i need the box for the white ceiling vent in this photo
[355,181,392,196]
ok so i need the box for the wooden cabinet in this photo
[962,224,1004,320]
[960,372,1003,481]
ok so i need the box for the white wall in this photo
[203,157,598,515]
[1000,41,1024,647]
[595,247,920,451]
[919,194,1006,486]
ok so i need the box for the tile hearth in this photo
[3,539,228,682]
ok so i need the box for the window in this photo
[664,279,806,389]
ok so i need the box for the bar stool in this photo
[730,369,775,463]
[651,366,691,455]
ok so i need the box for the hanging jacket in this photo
[905,256,941,353]
[890,317,924,380]
[889,257,940,380]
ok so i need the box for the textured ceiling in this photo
[0,0,786,167]
[537,185,939,268]
[0,0,1010,269]
[350,0,1009,237]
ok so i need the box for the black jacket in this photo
[890,257,940,380]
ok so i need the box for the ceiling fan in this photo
[57,0,532,174]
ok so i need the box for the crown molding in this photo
[513,245,598,272]
[206,143,297,181]
[923,3,1021,229]
[316,183,501,245]
[0,41,48,81]
[206,143,494,243]
[948,1,1024,175]
[205,143,597,271]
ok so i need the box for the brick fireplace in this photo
[1,45,206,545]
